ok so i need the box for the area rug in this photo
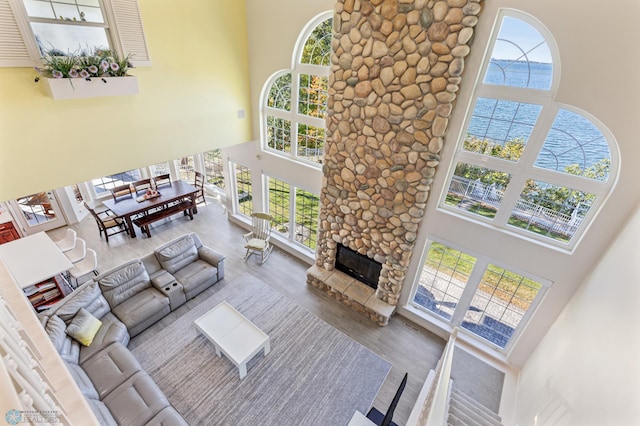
[131,272,392,426]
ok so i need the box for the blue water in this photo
[467,60,610,180]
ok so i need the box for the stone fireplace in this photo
[307,0,483,325]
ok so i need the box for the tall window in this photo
[91,169,140,195]
[411,241,548,351]
[442,13,617,250]
[267,176,320,252]
[177,156,196,183]
[233,162,252,216]
[203,149,225,190]
[262,14,331,165]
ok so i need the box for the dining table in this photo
[102,180,199,238]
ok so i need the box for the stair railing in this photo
[407,327,459,426]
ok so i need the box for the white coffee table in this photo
[194,301,270,379]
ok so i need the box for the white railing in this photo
[406,328,459,426]
[448,176,585,238]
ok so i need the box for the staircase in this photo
[447,386,503,426]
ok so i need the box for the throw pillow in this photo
[66,308,102,346]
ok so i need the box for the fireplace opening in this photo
[335,244,382,290]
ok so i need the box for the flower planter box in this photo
[41,76,139,100]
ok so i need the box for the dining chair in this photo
[110,184,133,201]
[154,173,172,188]
[84,202,129,242]
[243,212,273,264]
[53,229,76,253]
[366,373,407,426]
[64,238,86,264]
[194,171,206,205]
[133,178,152,193]
[68,248,98,287]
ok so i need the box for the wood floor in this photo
[48,201,446,425]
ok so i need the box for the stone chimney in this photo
[307,0,483,325]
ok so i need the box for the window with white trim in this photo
[91,169,140,196]
[2,0,150,66]
[232,162,252,217]
[177,155,196,183]
[266,175,320,252]
[441,12,617,250]
[410,240,549,351]
[261,13,331,165]
[203,149,225,190]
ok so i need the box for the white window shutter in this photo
[110,0,151,66]
[0,0,32,67]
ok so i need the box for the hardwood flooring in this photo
[48,201,446,424]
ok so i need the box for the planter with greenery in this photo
[35,49,139,100]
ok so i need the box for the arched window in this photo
[441,12,617,250]
[261,13,332,166]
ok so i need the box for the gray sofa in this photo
[39,233,225,425]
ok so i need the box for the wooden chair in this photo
[132,178,152,193]
[110,184,133,201]
[154,173,172,188]
[194,171,206,205]
[84,202,129,242]
[243,213,273,264]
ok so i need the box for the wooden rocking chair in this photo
[243,212,273,264]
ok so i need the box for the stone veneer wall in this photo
[309,0,483,324]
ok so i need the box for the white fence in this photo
[448,176,586,238]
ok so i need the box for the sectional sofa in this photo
[38,233,225,425]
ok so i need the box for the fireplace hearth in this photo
[335,244,382,290]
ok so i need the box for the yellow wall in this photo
[0,0,252,201]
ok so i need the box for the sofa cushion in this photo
[111,288,169,335]
[145,407,188,426]
[87,399,118,426]
[65,361,99,400]
[103,371,170,426]
[99,260,152,308]
[155,235,199,274]
[45,315,67,353]
[66,308,102,347]
[78,312,130,364]
[82,342,142,399]
[59,335,81,365]
[173,259,217,297]
[55,282,110,323]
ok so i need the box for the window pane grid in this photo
[413,243,476,321]
[267,74,292,111]
[266,116,292,154]
[203,149,225,190]
[298,74,327,118]
[234,163,252,216]
[92,170,140,194]
[465,98,541,158]
[462,264,542,348]
[177,156,195,183]
[300,19,332,66]
[294,188,319,250]
[508,180,595,243]
[535,109,611,181]
[268,177,290,236]
[297,124,325,164]
[445,162,511,220]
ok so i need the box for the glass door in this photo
[9,191,67,234]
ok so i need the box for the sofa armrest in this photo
[198,247,225,280]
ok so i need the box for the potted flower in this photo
[35,48,139,100]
